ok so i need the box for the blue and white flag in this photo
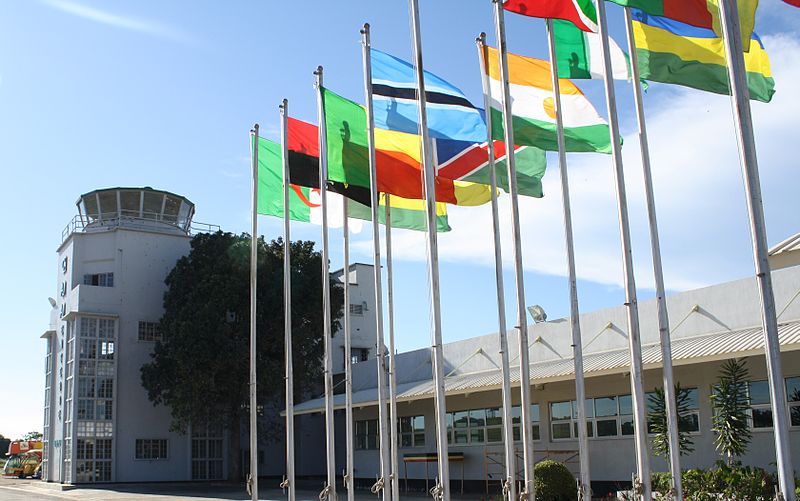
[370,48,487,143]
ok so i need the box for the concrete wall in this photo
[331,263,379,375]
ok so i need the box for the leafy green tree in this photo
[710,359,751,464]
[21,431,42,441]
[647,383,695,459]
[141,232,343,480]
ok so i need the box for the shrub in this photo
[710,359,751,463]
[650,463,777,500]
[533,460,575,501]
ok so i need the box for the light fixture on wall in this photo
[527,305,547,323]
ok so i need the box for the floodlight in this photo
[527,304,547,323]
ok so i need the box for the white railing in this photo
[61,215,221,243]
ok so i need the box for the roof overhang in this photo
[287,320,800,416]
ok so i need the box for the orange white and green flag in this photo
[481,45,611,154]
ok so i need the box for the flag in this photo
[607,0,712,29]
[553,19,630,80]
[481,45,611,153]
[370,48,487,142]
[708,0,758,52]
[256,136,359,229]
[322,87,493,205]
[611,0,757,51]
[435,140,547,198]
[632,10,775,103]
[347,194,451,233]
[287,117,371,207]
[504,0,598,33]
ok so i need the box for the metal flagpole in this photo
[248,123,260,501]
[343,199,355,501]
[544,20,591,501]
[621,9,682,499]
[314,66,338,501]
[476,32,517,501]
[490,2,536,498]
[717,1,795,498]
[594,1,650,498]
[279,101,297,501]
[406,2,451,499]
[359,24,393,501]
[384,195,401,501]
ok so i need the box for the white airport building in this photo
[41,186,799,493]
[292,239,800,495]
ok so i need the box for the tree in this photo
[647,384,695,459]
[141,232,343,480]
[710,358,751,463]
[21,431,42,441]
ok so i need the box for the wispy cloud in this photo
[41,0,194,45]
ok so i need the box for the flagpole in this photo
[279,101,297,501]
[718,1,795,498]
[476,32,517,501]
[621,9,682,499]
[490,2,536,498]
[342,198,355,501]
[314,66,338,501]
[384,195,401,501]
[359,24,394,501]
[544,20,591,501]
[406,2,451,499]
[595,1,650,498]
[248,124,260,501]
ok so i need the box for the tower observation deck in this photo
[62,187,218,242]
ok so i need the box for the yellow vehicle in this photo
[2,450,42,478]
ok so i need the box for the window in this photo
[787,377,800,427]
[135,439,168,460]
[349,348,369,365]
[551,395,634,440]
[83,273,114,287]
[355,419,379,450]
[448,405,539,445]
[138,322,162,342]
[349,304,364,316]
[399,416,425,447]
[61,282,67,297]
[191,424,223,480]
[748,380,773,429]
[646,388,700,434]
[62,257,69,274]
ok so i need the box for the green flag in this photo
[553,19,631,80]
[256,137,314,223]
[347,194,451,233]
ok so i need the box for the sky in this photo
[0,0,798,440]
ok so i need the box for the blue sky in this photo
[1,0,798,440]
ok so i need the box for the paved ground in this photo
[0,477,471,501]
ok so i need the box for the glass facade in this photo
[73,316,116,482]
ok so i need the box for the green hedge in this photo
[652,463,778,500]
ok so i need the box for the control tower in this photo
[43,187,221,484]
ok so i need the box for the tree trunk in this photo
[228,412,242,482]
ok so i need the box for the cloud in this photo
[353,32,800,294]
[42,0,194,45]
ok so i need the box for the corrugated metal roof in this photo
[770,232,800,256]
[292,320,800,415]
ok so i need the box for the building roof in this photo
[291,319,800,415]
